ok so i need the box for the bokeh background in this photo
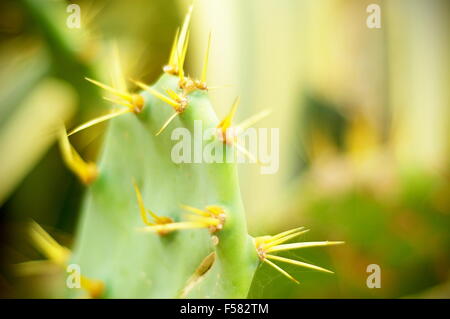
[0,0,449,298]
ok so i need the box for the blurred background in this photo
[0,0,449,298]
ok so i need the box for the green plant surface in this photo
[69,73,259,298]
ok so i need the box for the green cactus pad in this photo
[70,73,259,298]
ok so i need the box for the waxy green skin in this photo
[70,74,259,298]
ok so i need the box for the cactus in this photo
[26,5,343,299]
